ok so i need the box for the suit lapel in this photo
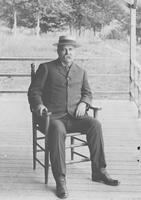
[68,62,78,79]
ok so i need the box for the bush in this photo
[99,20,127,40]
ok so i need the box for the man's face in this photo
[57,44,75,65]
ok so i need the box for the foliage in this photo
[0,0,139,38]
[39,0,72,32]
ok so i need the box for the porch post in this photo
[129,0,137,101]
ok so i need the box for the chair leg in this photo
[33,127,37,170]
[45,151,49,184]
[71,136,74,160]
[44,113,50,184]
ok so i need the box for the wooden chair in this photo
[30,63,102,184]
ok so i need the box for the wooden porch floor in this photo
[0,95,141,200]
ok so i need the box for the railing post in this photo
[138,70,141,118]
[129,2,136,100]
[129,60,132,101]
[133,64,135,101]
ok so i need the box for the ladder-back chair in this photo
[30,63,102,184]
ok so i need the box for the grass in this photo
[0,32,140,99]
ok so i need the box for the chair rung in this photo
[66,143,87,149]
[37,149,44,152]
[66,158,90,164]
[37,136,45,140]
[73,151,89,159]
[36,143,45,152]
[71,136,87,143]
[66,132,82,137]
[35,158,45,168]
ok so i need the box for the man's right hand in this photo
[35,104,48,116]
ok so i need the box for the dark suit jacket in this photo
[28,58,93,118]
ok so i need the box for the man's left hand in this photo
[75,102,86,118]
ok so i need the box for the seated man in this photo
[28,35,119,199]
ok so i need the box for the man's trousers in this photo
[48,114,107,181]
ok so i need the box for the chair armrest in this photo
[31,107,52,117]
[87,106,102,118]
[89,105,102,110]
[32,108,52,133]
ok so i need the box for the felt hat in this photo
[53,35,80,48]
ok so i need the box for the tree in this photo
[0,0,16,29]
[0,0,34,33]
[0,0,131,38]
[39,0,72,33]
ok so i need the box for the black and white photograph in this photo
[0,0,141,199]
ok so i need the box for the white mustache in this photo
[64,55,72,59]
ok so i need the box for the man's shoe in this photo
[92,168,120,186]
[56,176,68,199]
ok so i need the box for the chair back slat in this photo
[31,63,36,82]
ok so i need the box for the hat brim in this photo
[53,42,80,48]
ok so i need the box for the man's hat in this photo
[53,35,80,48]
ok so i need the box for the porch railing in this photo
[1,57,141,117]
[0,57,50,93]
[0,57,129,97]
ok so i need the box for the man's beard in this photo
[63,55,73,65]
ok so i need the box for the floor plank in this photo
[0,96,141,199]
